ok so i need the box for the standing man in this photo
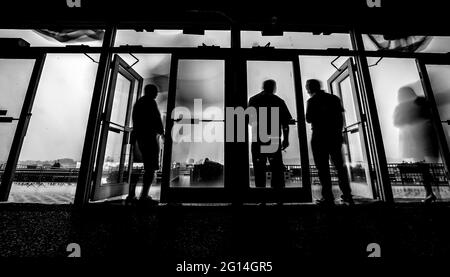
[248,79,292,189]
[305,79,353,206]
[127,84,164,205]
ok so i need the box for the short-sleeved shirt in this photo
[306,91,344,138]
[132,95,164,140]
[248,92,293,143]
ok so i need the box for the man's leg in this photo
[269,149,285,189]
[252,144,267,188]
[140,167,154,198]
[329,141,352,199]
[311,138,334,201]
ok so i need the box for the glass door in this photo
[243,54,311,203]
[161,53,230,202]
[0,53,46,201]
[415,59,450,199]
[327,58,374,199]
[90,55,143,201]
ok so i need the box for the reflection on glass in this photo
[115,30,231,48]
[0,29,104,47]
[110,73,132,126]
[170,60,225,188]
[363,34,450,53]
[247,61,302,188]
[369,58,449,200]
[8,54,98,204]
[242,31,352,49]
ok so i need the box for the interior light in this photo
[154,29,183,35]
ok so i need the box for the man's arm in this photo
[305,99,314,123]
[281,100,292,150]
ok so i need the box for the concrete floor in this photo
[1,201,450,264]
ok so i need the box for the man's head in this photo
[306,79,322,96]
[262,79,277,94]
[144,84,158,99]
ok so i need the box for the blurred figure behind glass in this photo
[393,85,439,203]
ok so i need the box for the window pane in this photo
[0,59,35,174]
[170,59,225,188]
[369,58,450,200]
[242,31,352,49]
[9,54,98,204]
[115,30,231,48]
[110,73,132,126]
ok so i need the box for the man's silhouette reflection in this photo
[248,79,292,189]
[305,79,353,206]
[127,84,164,205]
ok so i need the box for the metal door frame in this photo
[160,50,233,203]
[327,58,376,199]
[240,50,312,203]
[90,54,143,201]
[415,57,450,182]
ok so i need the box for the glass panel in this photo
[336,76,369,188]
[242,31,352,49]
[110,73,132,126]
[0,29,104,47]
[363,34,450,53]
[100,130,125,185]
[246,61,301,188]
[115,30,231,48]
[0,59,35,177]
[170,59,225,188]
[8,54,98,204]
[368,58,450,200]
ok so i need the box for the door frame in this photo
[327,58,376,199]
[240,51,312,203]
[415,57,450,181]
[160,51,233,203]
[0,52,47,201]
[90,54,143,201]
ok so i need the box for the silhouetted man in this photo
[127,84,164,205]
[305,79,353,206]
[248,79,292,189]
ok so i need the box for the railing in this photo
[0,163,448,187]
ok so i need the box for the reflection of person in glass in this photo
[394,86,439,203]
[305,79,353,206]
[127,84,164,205]
[248,79,292,189]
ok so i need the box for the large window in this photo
[8,54,99,204]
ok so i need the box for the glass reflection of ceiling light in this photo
[154,29,183,35]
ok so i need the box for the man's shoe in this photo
[138,196,159,206]
[125,196,137,205]
[422,194,437,204]
[341,195,355,206]
[316,198,335,207]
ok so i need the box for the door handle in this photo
[109,126,122,133]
